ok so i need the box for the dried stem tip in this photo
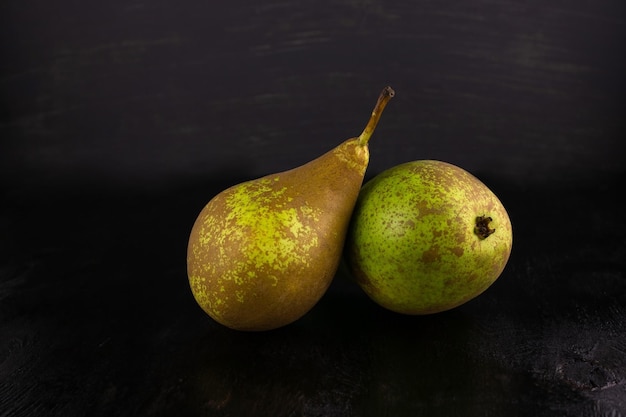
[358,86,395,146]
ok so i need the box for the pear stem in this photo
[357,86,395,146]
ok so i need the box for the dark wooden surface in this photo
[1,1,625,416]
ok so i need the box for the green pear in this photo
[187,86,395,331]
[345,160,513,314]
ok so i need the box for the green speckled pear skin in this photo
[346,160,513,315]
[187,141,369,331]
[187,87,395,331]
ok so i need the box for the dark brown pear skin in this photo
[187,140,368,331]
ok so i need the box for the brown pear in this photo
[187,86,395,331]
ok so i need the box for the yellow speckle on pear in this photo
[346,160,513,315]
[186,86,395,331]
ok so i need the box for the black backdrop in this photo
[1,1,625,416]
[2,0,625,187]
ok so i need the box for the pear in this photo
[345,160,513,315]
[187,86,395,331]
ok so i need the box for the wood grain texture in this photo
[1,178,625,416]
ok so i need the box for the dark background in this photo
[1,1,625,416]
